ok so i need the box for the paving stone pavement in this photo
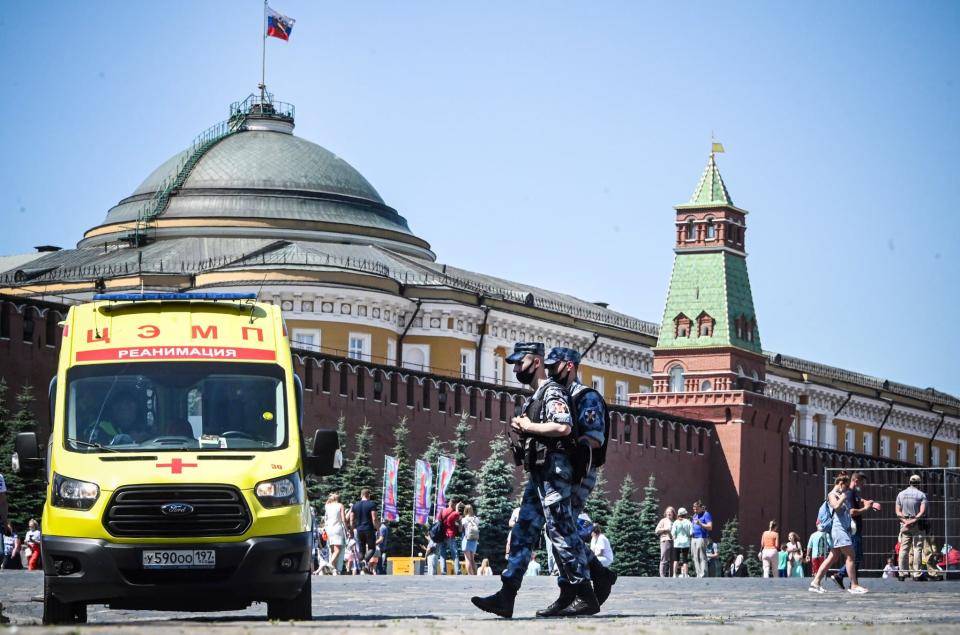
[1,572,959,634]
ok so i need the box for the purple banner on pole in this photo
[414,459,433,526]
[435,455,456,512]
[383,455,399,522]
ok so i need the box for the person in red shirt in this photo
[436,498,461,575]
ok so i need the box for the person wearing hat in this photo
[539,346,617,616]
[472,342,597,619]
[896,474,928,580]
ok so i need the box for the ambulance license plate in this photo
[142,549,216,569]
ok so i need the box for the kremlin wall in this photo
[1,94,958,561]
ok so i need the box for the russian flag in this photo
[266,6,295,41]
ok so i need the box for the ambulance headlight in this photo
[255,472,303,508]
[52,473,100,510]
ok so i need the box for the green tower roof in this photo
[656,250,761,354]
[685,153,733,207]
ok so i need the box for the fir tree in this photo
[583,466,612,530]
[635,475,663,576]
[339,421,375,509]
[0,384,47,526]
[718,516,741,576]
[473,436,515,571]
[387,417,415,557]
[608,474,644,576]
[444,413,477,506]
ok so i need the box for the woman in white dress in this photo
[324,493,347,573]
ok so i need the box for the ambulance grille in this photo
[103,485,251,537]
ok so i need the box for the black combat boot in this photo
[560,581,601,617]
[471,585,517,619]
[535,582,577,618]
[588,557,618,606]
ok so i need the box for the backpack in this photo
[816,499,835,534]
[429,519,444,543]
[464,516,480,541]
[571,387,611,468]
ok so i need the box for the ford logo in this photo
[160,503,194,516]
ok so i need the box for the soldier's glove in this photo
[571,443,591,484]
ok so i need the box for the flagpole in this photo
[410,462,417,558]
[260,0,267,102]
[380,456,386,523]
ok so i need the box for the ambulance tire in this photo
[42,577,87,625]
[267,575,312,621]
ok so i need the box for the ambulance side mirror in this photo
[13,432,42,475]
[306,429,341,476]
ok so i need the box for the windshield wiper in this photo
[65,438,120,452]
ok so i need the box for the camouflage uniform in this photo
[555,379,607,586]
[500,380,592,590]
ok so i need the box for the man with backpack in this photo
[471,342,595,619]
[435,498,461,575]
[537,347,617,617]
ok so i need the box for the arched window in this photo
[705,218,716,240]
[668,365,685,392]
[674,313,691,338]
[685,218,695,240]
[700,379,712,392]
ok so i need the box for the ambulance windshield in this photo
[64,361,288,452]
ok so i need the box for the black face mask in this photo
[515,360,538,385]
[549,366,568,385]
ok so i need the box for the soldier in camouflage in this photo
[471,342,597,619]
[540,347,617,617]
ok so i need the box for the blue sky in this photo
[1,2,958,395]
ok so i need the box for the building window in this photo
[897,439,907,461]
[615,381,628,406]
[387,338,396,366]
[348,332,371,361]
[674,313,691,338]
[914,442,924,466]
[697,312,714,337]
[685,218,695,240]
[747,319,756,342]
[291,328,321,352]
[862,432,873,455]
[460,349,475,380]
[492,354,503,385]
[700,379,712,392]
[931,446,940,467]
[844,428,855,452]
[402,344,430,372]
[591,376,605,398]
[948,449,957,468]
[705,218,716,240]
[880,435,890,458]
[668,366,685,392]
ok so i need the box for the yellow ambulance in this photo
[14,292,340,624]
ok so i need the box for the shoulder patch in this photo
[552,400,569,415]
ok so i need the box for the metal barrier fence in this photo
[823,467,960,577]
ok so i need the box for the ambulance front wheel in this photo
[266,575,311,621]
[43,577,88,625]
